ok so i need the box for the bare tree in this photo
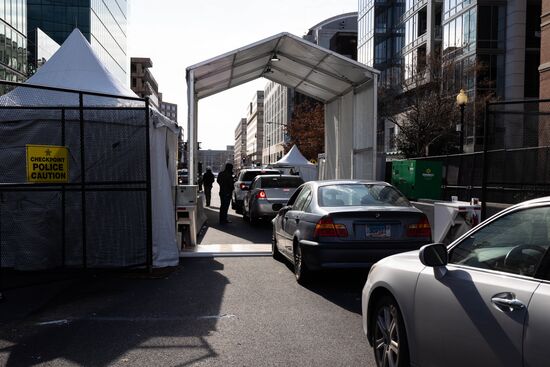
[380,54,462,157]
[286,100,324,160]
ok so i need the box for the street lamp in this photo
[456,89,468,153]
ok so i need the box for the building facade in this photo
[160,99,177,122]
[304,12,358,60]
[234,118,247,169]
[360,0,542,155]
[262,81,294,164]
[198,146,234,174]
[358,0,404,86]
[542,0,550,100]
[0,0,27,85]
[27,0,127,83]
[245,91,264,165]
[130,57,161,108]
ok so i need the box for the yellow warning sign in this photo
[26,145,69,183]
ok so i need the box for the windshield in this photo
[318,184,411,207]
[260,176,303,188]
[241,170,280,181]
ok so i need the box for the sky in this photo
[127,0,358,150]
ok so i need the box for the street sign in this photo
[26,145,69,183]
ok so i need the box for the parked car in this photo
[232,168,281,214]
[242,174,304,224]
[271,180,432,283]
[361,196,550,367]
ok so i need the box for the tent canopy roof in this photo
[273,145,313,167]
[186,32,379,103]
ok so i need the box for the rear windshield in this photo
[241,170,280,181]
[318,184,411,207]
[260,176,304,188]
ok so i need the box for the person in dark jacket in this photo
[202,166,215,206]
[217,163,234,224]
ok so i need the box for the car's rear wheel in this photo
[272,230,284,261]
[293,241,309,284]
[372,295,410,367]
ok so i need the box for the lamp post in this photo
[456,89,468,153]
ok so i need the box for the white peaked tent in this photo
[0,29,180,268]
[273,145,318,182]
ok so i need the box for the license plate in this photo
[366,224,391,238]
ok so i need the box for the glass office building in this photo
[28,0,127,83]
[358,0,404,87]
[0,0,27,83]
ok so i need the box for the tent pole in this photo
[187,71,196,185]
[145,98,153,272]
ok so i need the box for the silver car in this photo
[272,180,432,283]
[362,196,550,367]
[242,174,304,224]
[232,169,281,214]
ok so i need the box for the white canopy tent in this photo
[186,32,379,185]
[272,145,318,182]
[0,29,180,268]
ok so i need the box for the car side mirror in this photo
[419,243,448,267]
[279,205,291,215]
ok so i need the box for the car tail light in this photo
[407,216,431,238]
[240,183,248,190]
[314,216,348,239]
[256,190,267,199]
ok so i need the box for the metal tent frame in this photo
[186,32,380,185]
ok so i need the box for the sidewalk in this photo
[180,184,272,257]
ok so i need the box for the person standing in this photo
[202,166,215,206]
[217,163,234,224]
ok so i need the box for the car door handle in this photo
[491,292,525,312]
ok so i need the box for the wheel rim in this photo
[374,304,400,367]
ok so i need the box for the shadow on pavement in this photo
[198,206,272,245]
[280,260,369,315]
[0,259,228,366]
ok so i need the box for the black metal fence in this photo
[0,81,152,297]
[414,98,550,217]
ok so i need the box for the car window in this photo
[292,187,311,211]
[449,206,550,277]
[302,192,314,213]
[241,170,280,181]
[260,176,304,188]
[317,184,411,207]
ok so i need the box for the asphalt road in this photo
[0,184,376,366]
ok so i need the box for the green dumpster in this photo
[391,160,442,200]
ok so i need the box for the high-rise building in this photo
[130,57,161,108]
[234,118,247,169]
[358,0,404,87]
[0,0,27,84]
[360,0,542,155]
[245,91,264,165]
[27,0,127,83]
[263,81,294,164]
